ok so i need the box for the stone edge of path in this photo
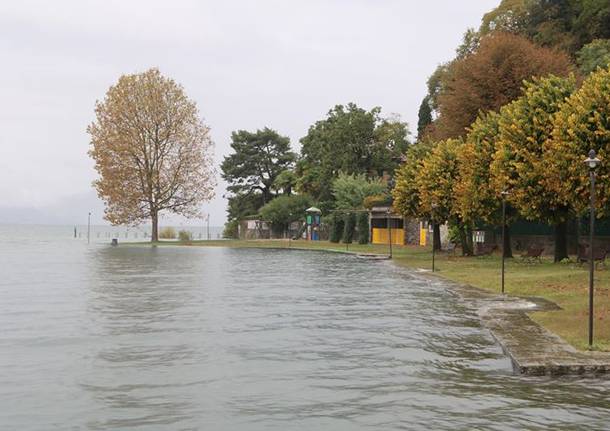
[432,275,610,376]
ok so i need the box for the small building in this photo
[369,206,405,245]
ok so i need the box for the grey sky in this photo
[0,0,499,226]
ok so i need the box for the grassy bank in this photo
[143,239,610,351]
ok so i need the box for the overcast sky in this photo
[0,0,499,226]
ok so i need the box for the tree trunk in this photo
[554,221,568,262]
[433,223,441,251]
[465,225,474,256]
[151,210,159,242]
[503,224,513,258]
[457,222,474,256]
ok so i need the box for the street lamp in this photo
[206,213,210,241]
[584,149,601,348]
[387,178,396,259]
[386,208,393,259]
[501,190,510,294]
[87,212,91,245]
[431,203,438,272]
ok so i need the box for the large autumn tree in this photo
[432,32,573,140]
[545,66,610,219]
[490,74,576,261]
[454,111,516,257]
[416,138,474,254]
[392,141,433,221]
[88,68,216,242]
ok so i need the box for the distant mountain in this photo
[0,190,226,226]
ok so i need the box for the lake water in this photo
[1,225,610,430]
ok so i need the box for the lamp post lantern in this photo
[584,149,601,348]
[501,191,509,294]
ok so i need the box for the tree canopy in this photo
[432,33,573,140]
[392,142,432,218]
[88,68,216,241]
[454,111,502,225]
[331,173,388,210]
[491,74,577,225]
[545,66,610,218]
[221,128,296,234]
[297,103,409,205]
[221,128,296,205]
[577,39,610,75]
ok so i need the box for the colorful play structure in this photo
[305,207,321,240]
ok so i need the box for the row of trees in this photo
[393,66,610,261]
[221,105,407,238]
[397,0,610,258]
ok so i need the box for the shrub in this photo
[159,226,177,239]
[223,219,239,239]
[178,230,193,242]
[329,213,344,243]
[259,194,311,236]
[357,212,369,244]
[342,212,356,244]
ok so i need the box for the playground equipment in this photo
[305,207,322,240]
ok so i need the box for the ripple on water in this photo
[1,243,610,430]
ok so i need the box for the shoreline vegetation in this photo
[134,239,610,352]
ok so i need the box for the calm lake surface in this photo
[1,225,610,430]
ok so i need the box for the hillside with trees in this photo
[395,0,610,261]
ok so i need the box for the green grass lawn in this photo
[143,238,610,351]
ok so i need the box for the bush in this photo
[223,219,239,239]
[342,212,356,244]
[159,226,177,239]
[178,230,193,241]
[363,193,392,209]
[329,213,344,243]
[259,194,311,236]
[357,212,369,244]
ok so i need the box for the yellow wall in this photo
[419,228,427,246]
[372,228,404,245]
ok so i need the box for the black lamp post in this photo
[387,178,396,259]
[501,191,509,294]
[431,203,438,272]
[584,149,601,348]
[386,209,392,259]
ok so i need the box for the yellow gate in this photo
[372,228,404,245]
[419,228,427,246]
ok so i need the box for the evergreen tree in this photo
[342,212,356,244]
[417,96,433,138]
[357,212,370,244]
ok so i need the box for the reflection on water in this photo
[1,238,610,430]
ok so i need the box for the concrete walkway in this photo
[446,279,610,376]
